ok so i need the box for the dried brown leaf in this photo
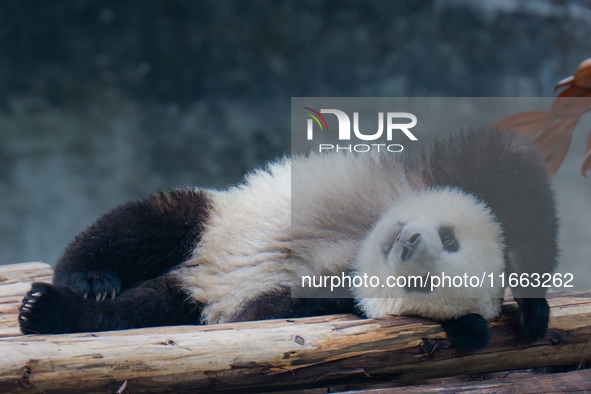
[516,116,560,137]
[574,59,591,89]
[542,58,591,177]
[581,151,591,177]
[555,75,574,91]
[494,111,555,136]
[582,132,591,178]
[545,135,572,178]
[552,96,591,114]
[531,116,578,178]
[556,85,588,99]
[578,58,591,69]
[531,116,579,148]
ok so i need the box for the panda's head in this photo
[352,188,505,321]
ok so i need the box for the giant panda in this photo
[18,128,558,350]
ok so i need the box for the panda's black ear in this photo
[440,313,490,351]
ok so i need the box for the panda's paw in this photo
[517,298,549,341]
[18,282,81,334]
[440,313,490,351]
[54,270,122,302]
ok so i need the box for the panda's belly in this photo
[171,154,416,324]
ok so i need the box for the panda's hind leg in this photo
[53,189,210,301]
[18,276,202,334]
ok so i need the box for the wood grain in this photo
[1,262,590,393]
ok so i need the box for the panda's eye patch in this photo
[439,226,459,253]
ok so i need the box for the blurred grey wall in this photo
[0,0,590,273]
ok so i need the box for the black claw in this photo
[54,270,122,303]
[18,282,83,335]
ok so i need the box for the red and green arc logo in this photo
[303,107,329,132]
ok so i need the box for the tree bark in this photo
[0,262,52,338]
[344,368,591,393]
[1,262,590,393]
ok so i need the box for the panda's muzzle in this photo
[400,233,422,262]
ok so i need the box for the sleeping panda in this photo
[18,128,558,350]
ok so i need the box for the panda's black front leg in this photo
[19,277,202,334]
[423,129,558,345]
[53,189,209,301]
[515,297,550,340]
[439,313,490,351]
[507,251,553,342]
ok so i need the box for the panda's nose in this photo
[401,233,422,262]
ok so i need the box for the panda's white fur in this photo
[353,188,504,321]
[19,129,557,349]
[172,159,293,324]
[172,153,504,324]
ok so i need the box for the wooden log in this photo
[345,368,591,393]
[0,262,52,338]
[1,262,591,393]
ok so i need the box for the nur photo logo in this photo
[303,107,418,153]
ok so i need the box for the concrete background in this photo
[0,0,589,288]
